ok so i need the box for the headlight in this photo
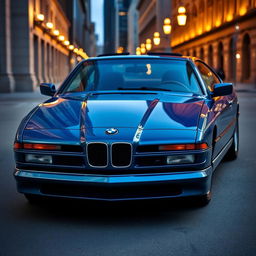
[25,154,52,164]
[166,155,195,165]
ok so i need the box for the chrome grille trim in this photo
[111,142,132,168]
[86,142,108,168]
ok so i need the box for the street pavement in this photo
[0,91,256,256]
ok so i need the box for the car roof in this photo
[88,54,200,63]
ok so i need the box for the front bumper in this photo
[14,167,212,201]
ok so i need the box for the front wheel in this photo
[225,119,239,160]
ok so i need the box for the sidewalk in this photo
[234,82,256,93]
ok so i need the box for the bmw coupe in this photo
[14,53,239,206]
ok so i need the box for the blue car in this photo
[14,53,239,206]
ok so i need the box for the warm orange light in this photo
[136,47,141,55]
[14,142,22,149]
[158,143,208,151]
[21,143,61,150]
[73,48,78,53]
[163,18,172,34]
[117,46,124,53]
[36,14,44,22]
[206,25,211,31]
[145,39,152,51]
[53,29,60,36]
[226,14,233,22]
[177,6,187,26]
[140,43,146,54]
[46,22,54,29]
[58,35,65,41]
[215,20,221,27]
[153,32,161,46]
[239,7,247,16]
[68,45,74,50]
[236,53,241,59]
[63,40,70,46]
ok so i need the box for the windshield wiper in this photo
[118,87,172,92]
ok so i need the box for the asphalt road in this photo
[0,92,256,256]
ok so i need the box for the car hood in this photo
[25,93,204,131]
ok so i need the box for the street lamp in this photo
[163,18,172,34]
[46,22,54,30]
[63,40,70,46]
[53,29,60,36]
[136,47,141,55]
[146,39,152,51]
[153,32,161,46]
[35,14,44,22]
[140,43,146,54]
[177,6,187,26]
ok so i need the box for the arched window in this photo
[208,45,213,66]
[242,34,251,81]
[218,42,224,69]
[229,38,236,81]
[200,48,204,60]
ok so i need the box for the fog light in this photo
[25,154,52,164]
[166,155,195,165]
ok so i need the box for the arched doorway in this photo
[217,42,224,70]
[242,34,251,81]
[229,38,236,82]
[208,45,213,66]
[200,47,204,60]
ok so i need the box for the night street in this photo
[0,91,256,256]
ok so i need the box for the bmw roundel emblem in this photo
[105,128,119,135]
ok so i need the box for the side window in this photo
[195,61,220,91]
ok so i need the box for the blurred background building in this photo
[136,0,256,87]
[0,0,96,92]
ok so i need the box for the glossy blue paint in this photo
[13,55,239,202]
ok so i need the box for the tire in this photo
[225,119,239,161]
[189,191,212,207]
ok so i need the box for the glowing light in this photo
[177,6,187,26]
[117,46,124,53]
[119,11,127,16]
[140,43,146,54]
[53,29,60,36]
[145,39,152,51]
[46,22,53,29]
[136,47,141,55]
[73,48,78,53]
[63,40,70,46]
[215,20,221,27]
[146,64,152,75]
[153,32,160,46]
[239,7,247,16]
[58,35,65,41]
[226,14,233,22]
[163,18,172,34]
[68,45,74,50]
[36,14,44,22]
[236,53,241,59]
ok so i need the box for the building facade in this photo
[0,0,95,93]
[128,0,139,54]
[104,0,119,53]
[137,0,171,51]
[171,0,256,85]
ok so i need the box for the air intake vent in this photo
[111,143,132,167]
[87,143,108,167]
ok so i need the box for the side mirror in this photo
[40,83,56,96]
[212,83,233,97]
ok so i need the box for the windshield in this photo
[59,59,202,95]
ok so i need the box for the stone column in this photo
[10,0,36,91]
[212,41,219,69]
[223,37,230,82]
[203,44,209,65]
[236,33,243,82]
[249,30,256,84]
[0,0,14,92]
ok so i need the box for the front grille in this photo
[112,143,132,167]
[87,143,108,167]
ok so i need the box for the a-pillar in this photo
[10,0,36,91]
[0,0,14,92]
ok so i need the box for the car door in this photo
[195,61,235,159]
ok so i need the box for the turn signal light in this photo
[158,143,208,151]
[14,143,61,150]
